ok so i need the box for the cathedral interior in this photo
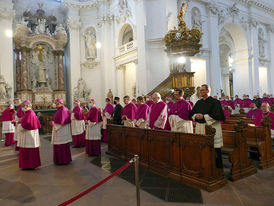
[0,0,274,206]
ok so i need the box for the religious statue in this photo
[55,24,66,35]
[0,79,6,99]
[73,78,91,101]
[178,3,188,28]
[196,86,201,98]
[37,19,46,34]
[37,63,47,86]
[31,76,37,89]
[191,8,202,31]
[119,0,128,12]
[20,17,29,27]
[78,78,85,99]
[258,28,266,58]
[107,89,114,103]
[0,75,12,100]
[31,50,40,66]
[83,29,97,60]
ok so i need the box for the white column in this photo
[0,0,14,99]
[134,60,140,96]
[233,49,250,96]
[267,24,274,95]
[135,0,148,94]
[221,66,230,96]
[67,8,82,107]
[115,65,125,98]
[206,5,222,97]
[101,18,116,101]
[248,23,260,96]
[203,52,211,85]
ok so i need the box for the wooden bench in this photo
[245,116,274,169]
[230,114,246,118]
[107,124,227,192]
[223,116,274,169]
[225,117,254,124]
[221,121,257,181]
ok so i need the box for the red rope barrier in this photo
[58,161,132,206]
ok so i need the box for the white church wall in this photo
[190,58,207,89]
[9,0,274,107]
[144,0,167,40]
[259,66,268,96]
[0,0,14,100]
[187,1,209,49]
[145,39,169,93]
[267,27,274,95]
[124,62,136,98]
[67,7,82,108]
[79,8,105,107]
[143,0,170,93]
[135,0,148,95]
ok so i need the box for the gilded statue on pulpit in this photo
[178,3,188,28]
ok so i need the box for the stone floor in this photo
[0,134,273,206]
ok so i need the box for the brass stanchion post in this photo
[134,155,140,206]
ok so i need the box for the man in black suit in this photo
[112,97,123,125]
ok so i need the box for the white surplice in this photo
[71,113,85,136]
[86,121,101,140]
[193,114,223,148]
[51,123,72,145]
[17,125,40,148]
[169,115,193,133]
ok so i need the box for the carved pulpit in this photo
[149,3,202,99]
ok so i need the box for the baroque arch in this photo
[219,22,249,97]
[118,24,134,47]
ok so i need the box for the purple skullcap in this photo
[56,98,64,104]
[249,103,256,107]
[74,99,80,104]
[23,100,31,104]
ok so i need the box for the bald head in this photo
[152,92,161,103]
[261,102,270,113]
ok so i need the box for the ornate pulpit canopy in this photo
[164,3,202,56]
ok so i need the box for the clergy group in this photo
[1,84,274,170]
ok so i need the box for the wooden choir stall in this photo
[107,124,227,192]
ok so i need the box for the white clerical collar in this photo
[155,99,161,104]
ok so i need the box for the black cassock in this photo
[189,96,225,123]
[113,104,123,125]
[189,96,225,169]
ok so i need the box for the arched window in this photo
[120,25,133,46]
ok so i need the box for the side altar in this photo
[13,4,67,108]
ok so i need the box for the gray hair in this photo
[152,92,161,99]
[23,102,32,108]
[261,102,270,107]
[14,98,21,103]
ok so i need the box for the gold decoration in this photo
[164,3,203,56]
